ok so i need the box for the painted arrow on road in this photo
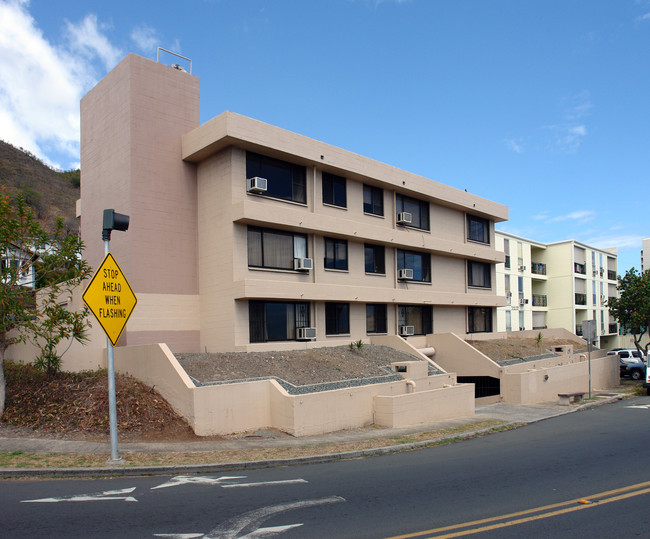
[152,475,247,490]
[22,487,138,503]
[152,475,308,490]
[154,495,346,538]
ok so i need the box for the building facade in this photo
[79,54,508,354]
[495,231,619,349]
[642,238,650,273]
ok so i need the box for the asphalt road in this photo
[2,396,649,538]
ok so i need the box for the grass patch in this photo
[0,420,505,470]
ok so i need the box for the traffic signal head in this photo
[102,209,130,241]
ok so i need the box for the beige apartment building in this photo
[78,54,508,355]
[495,231,619,349]
[642,238,650,273]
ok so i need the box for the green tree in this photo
[0,187,91,416]
[607,268,650,358]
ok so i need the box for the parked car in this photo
[621,361,646,380]
[608,349,646,378]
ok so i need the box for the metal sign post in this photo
[103,239,121,463]
[82,210,134,465]
[583,320,597,399]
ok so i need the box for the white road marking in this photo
[625,404,650,409]
[153,525,303,539]
[221,479,308,489]
[154,495,346,538]
[240,523,304,537]
[152,475,246,490]
[22,487,138,503]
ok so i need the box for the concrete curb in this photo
[0,423,507,479]
[0,394,627,479]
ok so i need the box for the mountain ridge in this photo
[0,140,79,234]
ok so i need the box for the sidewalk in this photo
[0,391,626,478]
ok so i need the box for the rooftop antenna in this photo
[156,47,192,74]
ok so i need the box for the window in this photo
[249,301,310,342]
[366,304,387,334]
[396,249,431,282]
[467,214,489,244]
[518,309,525,330]
[505,310,512,332]
[364,244,385,274]
[363,185,384,216]
[592,281,597,305]
[398,305,433,335]
[322,172,346,208]
[467,260,491,288]
[248,226,307,270]
[246,151,306,204]
[505,274,511,305]
[396,194,429,230]
[324,237,348,270]
[468,307,492,333]
[504,238,510,269]
[326,303,350,335]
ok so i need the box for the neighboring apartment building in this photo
[495,231,619,349]
[1,243,37,289]
[79,54,508,354]
[642,238,650,273]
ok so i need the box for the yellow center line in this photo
[386,480,650,539]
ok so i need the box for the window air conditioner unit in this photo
[518,265,526,272]
[398,268,414,280]
[296,327,316,340]
[519,298,526,305]
[399,325,415,336]
[246,176,268,193]
[396,212,413,225]
[294,258,313,271]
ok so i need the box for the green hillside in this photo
[0,141,80,234]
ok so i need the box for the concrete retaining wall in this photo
[113,343,473,437]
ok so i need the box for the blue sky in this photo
[0,0,648,274]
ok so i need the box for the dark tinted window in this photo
[396,194,429,230]
[326,303,350,334]
[322,172,346,208]
[366,304,387,334]
[324,237,348,270]
[467,214,490,244]
[468,307,493,333]
[397,305,433,335]
[246,152,306,203]
[396,249,431,282]
[467,260,491,288]
[364,244,385,274]
[363,185,384,216]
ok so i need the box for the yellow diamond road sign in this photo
[83,253,137,346]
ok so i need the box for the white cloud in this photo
[548,210,596,223]
[636,12,650,21]
[65,14,122,71]
[583,233,644,251]
[0,1,122,169]
[504,138,523,153]
[543,91,592,153]
[131,24,158,53]
[550,123,587,153]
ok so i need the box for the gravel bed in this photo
[176,344,431,393]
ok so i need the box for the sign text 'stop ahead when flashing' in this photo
[82,253,137,346]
